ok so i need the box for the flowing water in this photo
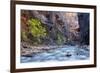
[21,46,89,63]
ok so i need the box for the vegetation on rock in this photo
[21,10,89,46]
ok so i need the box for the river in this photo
[21,46,89,63]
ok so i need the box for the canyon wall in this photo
[21,10,89,46]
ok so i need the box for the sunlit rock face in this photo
[64,13,80,44]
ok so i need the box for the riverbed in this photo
[21,46,89,63]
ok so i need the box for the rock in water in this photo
[66,52,72,57]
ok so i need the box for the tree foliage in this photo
[24,18,47,45]
[56,33,66,45]
[28,18,47,38]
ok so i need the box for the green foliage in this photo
[56,33,66,45]
[21,31,27,41]
[27,18,47,45]
[28,18,47,38]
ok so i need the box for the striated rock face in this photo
[64,13,80,44]
[21,10,89,45]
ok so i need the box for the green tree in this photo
[28,18,47,44]
[56,33,66,45]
